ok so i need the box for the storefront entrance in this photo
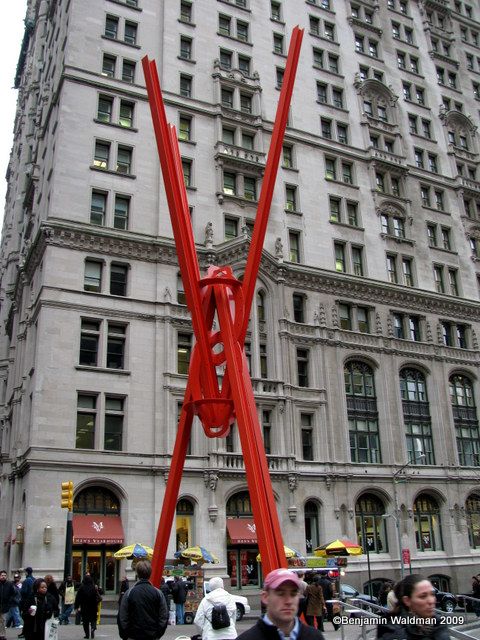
[72,549,118,593]
[227,548,261,588]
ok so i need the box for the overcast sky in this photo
[1,1,28,211]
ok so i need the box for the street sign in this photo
[402,548,411,564]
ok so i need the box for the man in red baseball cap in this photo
[237,569,325,640]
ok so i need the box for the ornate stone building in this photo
[0,0,479,595]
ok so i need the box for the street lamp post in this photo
[387,454,426,579]
[363,518,373,597]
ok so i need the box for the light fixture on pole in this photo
[390,452,426,578]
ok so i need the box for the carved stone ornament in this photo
[288,505,297,522]
[318,304,327,328]
[288,473,298,492]
[205,221,214,248]
[208,505,218,522]
[275,237,284,261]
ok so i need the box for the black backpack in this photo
[210,603,230,630]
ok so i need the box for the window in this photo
[218,14,231,36]
[107,323,126,369]
[105,15,119,39]
[179,74,193,99]
[301,414,314,461]
[329,197,340,222]
[421,119,431,139]
[386,254,397,283]
[119,101,134,128]
[339,303,351,330]
[179,116,192,142]
[94,141,110,169]
[297,349,309,387]
[428,154,438,173]
[271,1,281,21]
[335,243,346,272]
[225,216,238,240]
[402,258,414,286]
[304,501,320,553]
[221,88,234,108]
[236,21,249,42]
[238,55,250,76]
[356,494,387,554]
[223,172,236,195]
[293,294,305,323]
[177,332,192,374]
[289,231,301,263]
[84,260,102,292]
[80,319,100,366]
[102,54,116,78]
[76,394,97,449]
[124,21,137,45]
[110,264,128,296]
[433,265,444,293]
[122,60,136,83]
[104,396,124,451]
[401,368,434,465]
[244,176,256,201]
[262,410,272,454]
[273,33,284,54]
[466,495,480,548]
[182,159,192,187]
[180,37,192,60]
[345,362,380,463]
[91,191,107,225]
[114,195,129,229]
[180,1,192,23]
[313,47,324,68]
[337,124,348,144]
[285,186,297,211]
[240,93,252,113]
[352,247,364,276]
[414,495,443,551]
[116,146,132,174]
[450,375,479,467]
[282,145,293,168]
[98,96,113,123]
[317,83,327,104]
[276,68,284,89]
[393,313,421,341]
[328,54,339,74]
[321,119,332,139]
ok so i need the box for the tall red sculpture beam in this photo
[143,26,303,586]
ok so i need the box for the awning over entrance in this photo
[226,518,257,544]
[73,515,124,545]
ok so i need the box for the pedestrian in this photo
[377,574,450,640]
[58,575,75,625]
[44,576,60,608]
[117,560,168,640]
[296,572,308,621]
[171,575,188,625]
[237,568,325,640]
[194,576,237,639]
[74,574,99,639]
[21,578,59,640]
[378,582,394,608]
[18,568,35,639]
[159,578,172,611]
[5,573,23,630]
[119,576,130,605]
[471,576,480,617]
[305,576,326,631]
[318,575,340,631]
[0,569,17,640]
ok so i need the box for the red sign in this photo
[402,548,410,564]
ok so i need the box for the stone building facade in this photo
[0,0,479,594]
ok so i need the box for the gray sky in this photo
[1,1,28,209]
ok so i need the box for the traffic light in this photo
[61,481,74,510]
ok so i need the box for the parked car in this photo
[340,583,379,605]
[204,579,251,621]
[433,587,457,613]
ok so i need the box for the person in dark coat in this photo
[119,576,130,605]
[117,560,168,640]
[21,578,58,640]
[318,576,340,631]
[0,569,17,639]
[171,575,188,624]
[44,576,59,608]
[160,578,172,610]
[472,576,480,617]
[237,568,325,640]
[74,575,99,639]
[305,577,326,631]
[377,574,450,640]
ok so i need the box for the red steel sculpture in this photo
[142,26,304,586]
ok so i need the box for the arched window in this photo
[466,493,480,549]
[450,375,479,466]
[74,487,120,514]
[414,494,443,551]
[400,368,433,465]
[344,361,381,463]
[355,493,387,554]
[304,500,320,554]
[176,498,195,550]
[226,491,252,517]
[257,290,266,322]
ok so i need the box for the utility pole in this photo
[61,481,74,581]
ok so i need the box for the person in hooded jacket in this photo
[194,577,237,640]
[377,574,450,640]
[21,578,58,640]
[74,575,99,639]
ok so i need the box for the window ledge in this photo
[421,204,451,216]
[306,1,335,15]
[101,34,141,50]
[282,165,299,172]
[273,50,287,59]
[381,232,415,246]
[90,166,136,179]
[429,245,457,256]
[178,19,196,27]
[325,178,359,190]
[316,100,348,113]
[312,64,344,79]
[178,138,197,146]
[106,0,142,10]
[437,83,463,95]
[185,185,197,191]
[270,18,286,26]
[75,365,131,376]
[398,67,425,80]
[330,220,365,231]
[217,0,252,12]
[309,33,340,47]
[410,132,437,144]
[285,208,302,216]
[403,98,431,112]
[177,56,197,65]
[217,32,253,47]
[355,51,385,63]
[93,119,138,133]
